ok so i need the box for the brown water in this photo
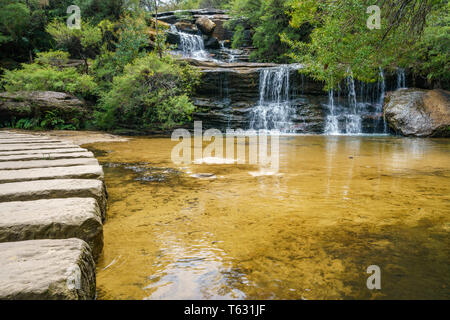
[86,135,450,300]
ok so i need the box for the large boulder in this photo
[0,91,90,124]
[384,88,450,137]
[195,16,216,35]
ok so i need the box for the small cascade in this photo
[377,68,387,133]
[323,68,389,135]
[345,71,362,134]
[170,25,210,60]
[325,89,339,134]
[250,65,300,132]
[219,41,237,63]
[397,68,406,89]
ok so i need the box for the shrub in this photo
[95,53,200,131]
[1,62,97,98]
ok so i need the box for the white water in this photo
[250,65,301,132]
[397,68,406,89]
[325,89,339,134]
[170,25,210,60]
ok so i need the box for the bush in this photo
[1,61,97,99]
[95,53,200,131]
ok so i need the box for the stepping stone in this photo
[0,179,107,221]
[0,147,86,156]
[0,239,96,299]
[0,198,103,260]
[0,139,61,144]
[0,143,77,151]
[0,165,104,183]
[0,158,98,170]
[0,151,94,162]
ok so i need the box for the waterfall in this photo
[377,68,387,133]
[345,71,362,134]
[325,89,339,134]
[170,25,210,60]
[250,65,300,132]
[397,68,406,89]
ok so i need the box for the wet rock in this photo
[0,198,103,260]
[0,165,104,183]
[166,31,181,46]
[196,16,216,35]
[0,239,96,299]
[0,179,107,221]
[384,88,450,137]
[0,91,90,124]
[204,36,220,50]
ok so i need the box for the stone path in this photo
[0,131,107,300]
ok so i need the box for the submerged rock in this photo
[384,88,450,137]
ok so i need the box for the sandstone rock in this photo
[0,147,86,156]
[0,165,104,183]
[0,91,90,124]
[0,198,103,260]
[0,179,107,221]
[0,158,98,170]
[0,138,60,144]
[0,151,94,162]
[0,239,96,299]
[384,88,450,137]
[0,143,77,151]
[196,16,216,35]
[174,21,198,34]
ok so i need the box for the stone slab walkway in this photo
[0,130,107,300]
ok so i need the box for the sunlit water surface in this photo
[86,136,450,300]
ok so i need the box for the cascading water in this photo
[377,68,387,133]
[325,89,339,134]
[170,25,210,60]
[397,68,406,89]
[250,65,300,132]
[345,71,362,134]
[324,68,389,135]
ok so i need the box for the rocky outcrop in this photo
[0,239,96,299]
[384,88,450,137]
[0,91,90,124]
[183,59,327,132]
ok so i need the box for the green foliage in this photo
[283,0,449,89]
[91,14,150,92]
[1,61,97,98]
[1,110,79,130]
[95,53,200,131]
[408,2,450,86]
[35,50,70,67]
[227,0,306,63]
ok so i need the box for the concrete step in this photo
[0,147,86,156]
[0,239,96,299]
[0,198,103,260]
[0,165,104,183]
[0,143,78,151]
[0,158,98,170]
[0,179,107,221]
[0,151,94,162]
